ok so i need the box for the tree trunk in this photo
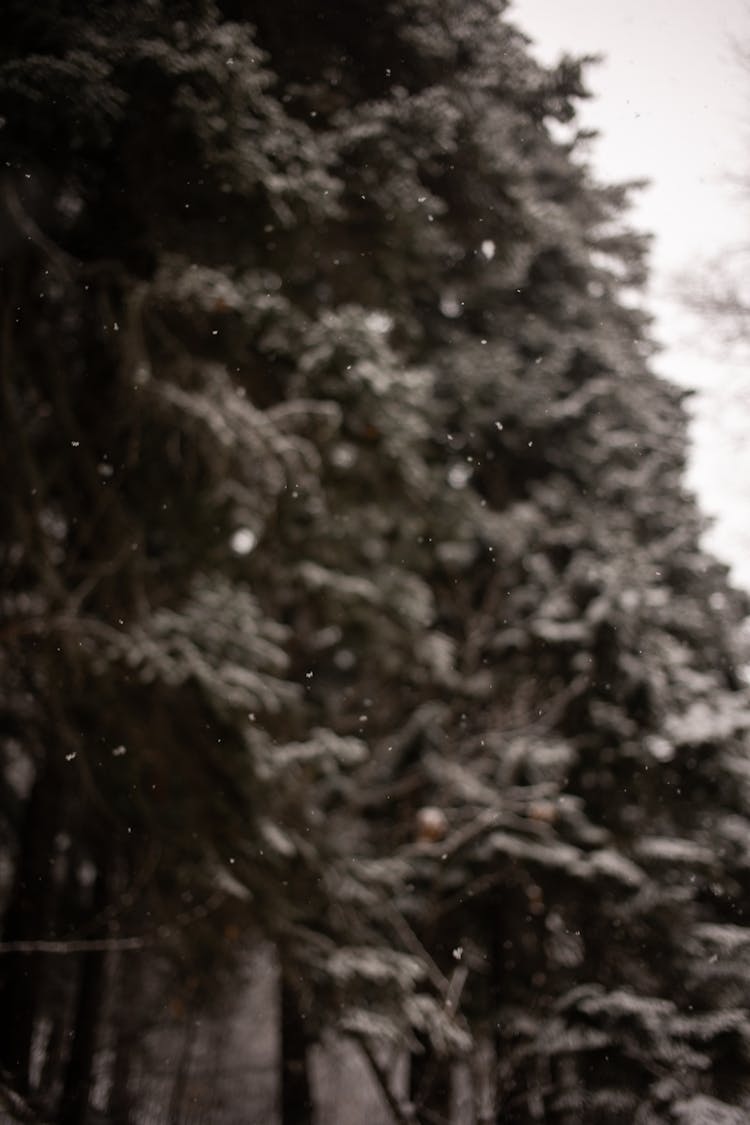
[58,867,109,1125]
[0,752,64,1093]
[280,965,313,1125]
[107,953,140,1125]
[167,1019,197,1124]
[410,1033,452,1125]
[108,1026,134,1125]
[40,1010,67,1098]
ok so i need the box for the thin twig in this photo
[0,892,226,955]
[2,180,77,280]
[0,936,149,955]
[381,901,449,994]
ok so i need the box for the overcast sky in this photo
[510,0,750,589]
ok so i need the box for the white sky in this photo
[510,0,750,588]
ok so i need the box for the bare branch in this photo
[349,1034,417,1125]
[2,180,78,280]
[0,936,149,956]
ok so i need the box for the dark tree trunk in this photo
[280,965,313,1125]
[40,1010,66,1097]
[107,1027,133,1125]
[167,1019,197,1124]
[0,752,64,1093]
[410,1033,452,1125]
[107,954,140,1125]
[58,867,109,1125]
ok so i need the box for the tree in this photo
[0,3,461,1118]
[246,2,750,1120]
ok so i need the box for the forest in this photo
[2,1,750,1123]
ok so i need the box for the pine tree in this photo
[0,2,462,1117]
[247,1,750,1120]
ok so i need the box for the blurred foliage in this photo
[1,1,750,1123]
